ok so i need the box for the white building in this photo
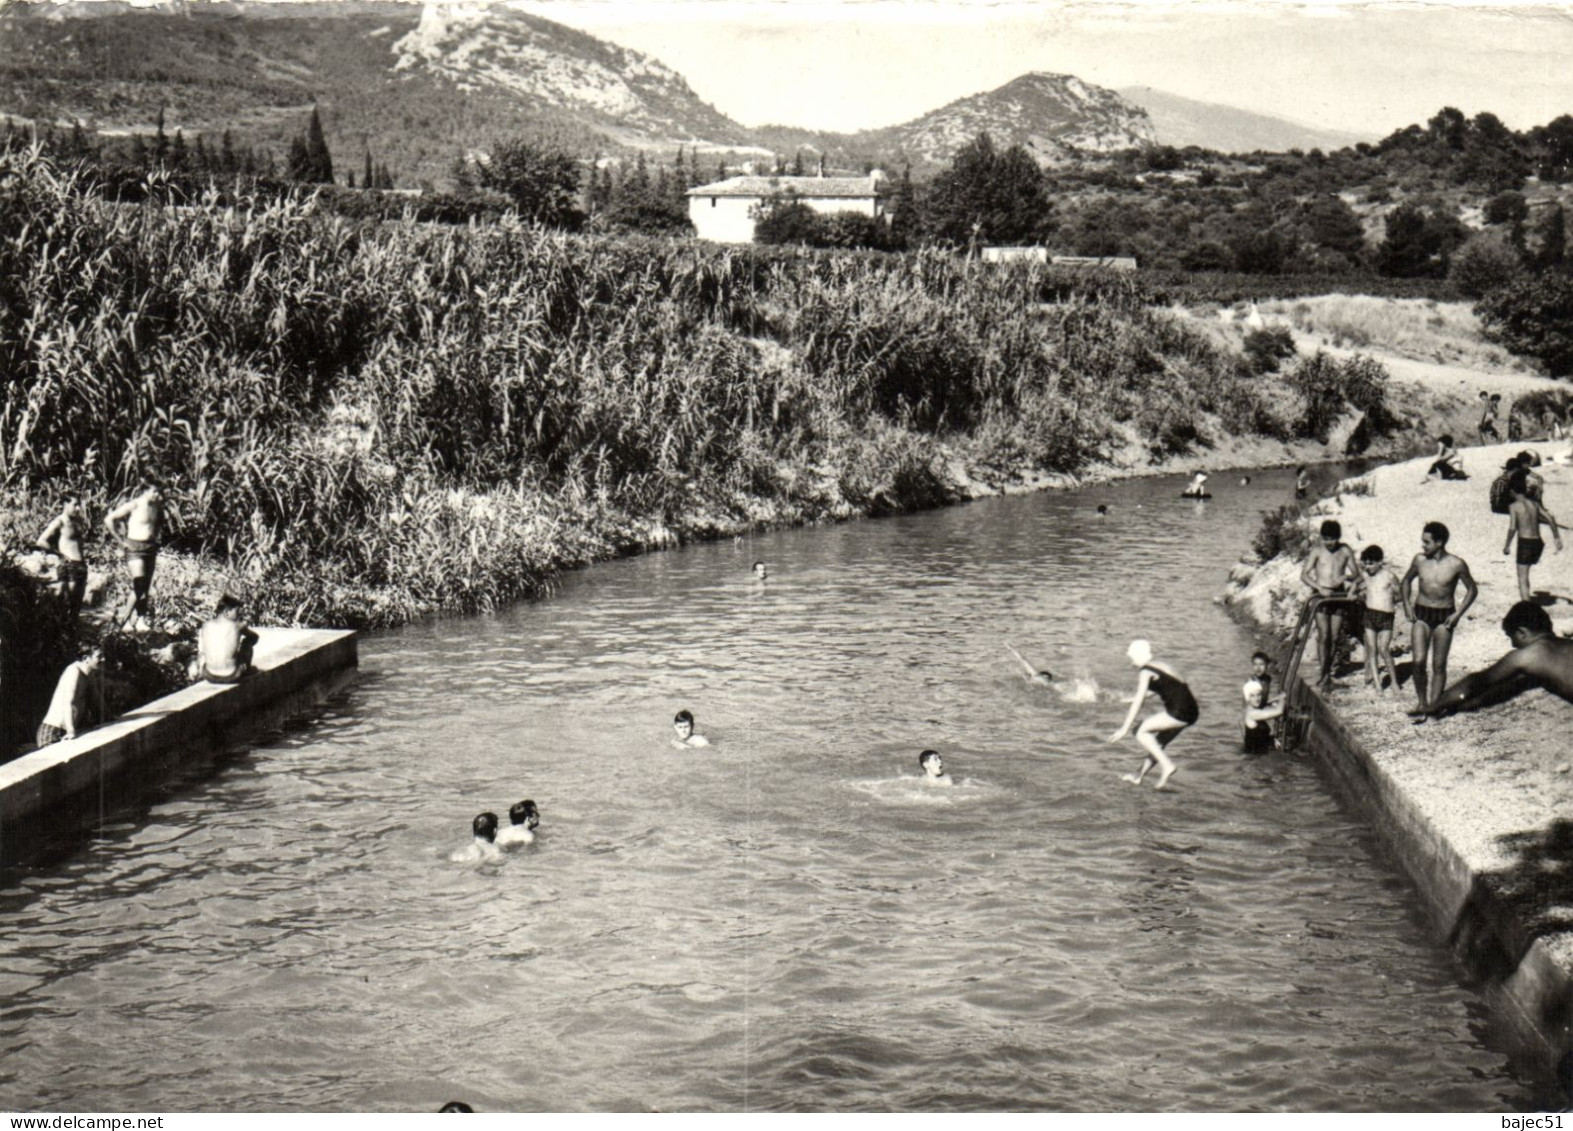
[686,173,887,243]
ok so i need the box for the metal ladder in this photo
[1276,594,1361,752]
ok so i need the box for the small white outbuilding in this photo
[686,172,887,243]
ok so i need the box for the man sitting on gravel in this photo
[1410,601,1573,719]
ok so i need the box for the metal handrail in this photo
[1276,593,1362,751]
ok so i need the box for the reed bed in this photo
[0,150,1389,629]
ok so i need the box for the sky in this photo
[505,0,1573,138]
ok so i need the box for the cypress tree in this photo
[303,105,334,184]
[154,106,168,166]
[363,148,374,191]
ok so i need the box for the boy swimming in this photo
[918,749,953,786]
[1004,642,1054,685]
[671,709,711,748]
[1109,639,1198,790]
[496,800,540,848]
[449,813,502,862]
[752,561,768,582]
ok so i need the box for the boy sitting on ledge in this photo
[191,595,259,685]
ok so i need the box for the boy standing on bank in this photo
[105,481,164,632]
[1401,521,1478,711]
[1301,520,1358,688]
[1504,469,1563,602]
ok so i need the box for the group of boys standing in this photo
[1288,446,1573,728]
[16,482,258,757]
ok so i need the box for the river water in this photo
[0,467,1539,1112]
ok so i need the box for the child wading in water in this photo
[1109,640,1199,790]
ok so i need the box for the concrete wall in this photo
[1293,681,1573,1093]
[0,627,356,866]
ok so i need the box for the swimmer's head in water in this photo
[439,1102,474,1113]
[1096,504,1108,516]
[752,561,767,579]
[1250,651,1270,678]
[673,709,695,740]
[510,799,540,829]
[472,812,499,842]
[918,749,944,777]
[1127,639,1153,667]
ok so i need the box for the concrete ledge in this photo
[0,627,356,865]
[1294,680,1573,1092]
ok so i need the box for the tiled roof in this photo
[686,175,884,199]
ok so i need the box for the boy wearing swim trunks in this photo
[1300,520,1358,688]
[1504,469,1562,602]
[35,498,89,623]
[105,480,164,632]
[1355,546,1401,694]
[1400,521,1478,710]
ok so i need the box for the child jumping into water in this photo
[671,709,710,748]
[1109,640,1199,790]
[1355,545,1402,694]
[918,749,953,786]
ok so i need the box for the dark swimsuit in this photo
[1415,604,1454,628]
[1518,537,1545,566]
[1142,665,1200,725]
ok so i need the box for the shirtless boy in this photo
[918,749,953,786]
[450,813,502,863]
[105,481,164,632]
[1355,545,1402,693]
[1503,469,1563,601]
[35,498,89,621]
[671,709,710,748]
[496,800,540,848]
[193,595,259,685]
[1400,521,1479,710]
[1301,520,1358,687]
[1411,601,1573,718]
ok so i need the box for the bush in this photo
[1242,326,1297,374]
[1447,231,1526,299]
[1477,272,1573,376]
[1253,503,1313,563]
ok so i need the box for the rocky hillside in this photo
[0,0,760,186]
[857,72,1155,168]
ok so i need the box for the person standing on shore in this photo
[1109,639,1198,790]
[105,481,164,633]
[1301,520,1358,688]
[1401,521,1479,710]
[35,498,89,623]
[1354,545,1402,695]
[1478,392,1502,443]
[1503,470,1563,602]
